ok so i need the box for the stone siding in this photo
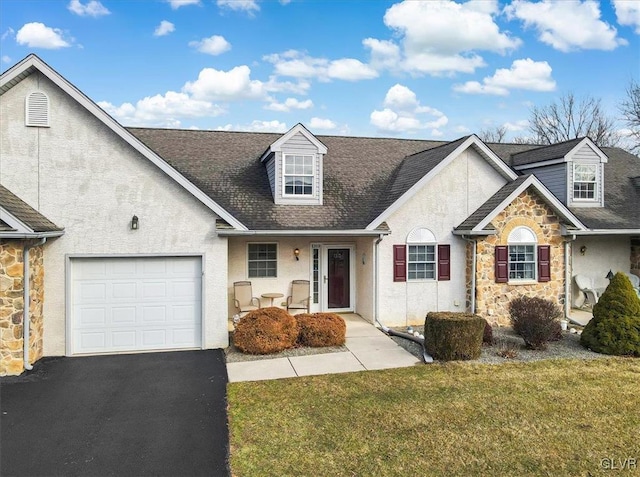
[474,190,567,325]
[0,241,45,376]
[631,237,640,278]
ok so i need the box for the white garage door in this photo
[70,256,202,355]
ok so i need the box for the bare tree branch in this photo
[528,92,619,147]
[619,79,640,154]
[479,126,508,143]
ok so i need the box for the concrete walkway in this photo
[226,314,421,382]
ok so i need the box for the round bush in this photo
[508,296,561,350]
[580,273,640,356]
[424,312,485,361]
[296,312,346,347]
[233,307,298,355]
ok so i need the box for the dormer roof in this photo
[260,123,327,162]
[0,185,64,238]
[511,137,607,169]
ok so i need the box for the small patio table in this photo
[261,292,284,307]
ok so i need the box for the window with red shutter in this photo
[393,245,406,282]
[538,245,551,282]
[495,245,508,283]
[437,244,450,281]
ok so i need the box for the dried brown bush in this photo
[296,312,346,347]
[233,307,298,354]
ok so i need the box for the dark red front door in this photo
[327,248,350,309]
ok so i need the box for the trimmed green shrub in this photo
[424,312,485,361]
[483,319,494,345]
[296,313,346,347]
[580,273,640,356]
[233,307,298,354]
[508,296,562,350]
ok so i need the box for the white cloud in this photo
[188,35,231,55]
[265,97,313,112]
[154,21,175,37]
[68,0,110,17]
[183,65,267,101]
[370,84,448,135]
[505,0,627,51]
[264,50,378,82]
[453,58,556,96]
[309,117,337,130]
[2,55,11,64]
[217,0,259,13]
[167,0,201,8]
[218,120,288,132]
[327,58,378,81]
[363,38,401,70]
[16,23,71,49]
[614,0,640,34]
[98,91,225,128]
[2,28,15,41]
[503,120,529,132]
[372,0,520,76]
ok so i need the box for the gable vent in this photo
[25,91,50,127]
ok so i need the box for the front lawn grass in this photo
[228,358,640,477]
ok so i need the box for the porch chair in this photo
[287,280,311,314]
[233,281,261,316]
[574,275,600,307]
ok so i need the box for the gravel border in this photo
[390,325,608,364]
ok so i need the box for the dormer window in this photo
[260,123,327,206]
[573,164,598,200]
[284,155,314,196]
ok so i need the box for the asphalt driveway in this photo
[0,350,229,477]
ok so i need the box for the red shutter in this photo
[393,245,406,282]
[437,244,450,281]
[538,245,551,282]
[495,245,508,283]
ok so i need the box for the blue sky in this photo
[1,0,639,141]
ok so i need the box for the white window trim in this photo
[247,242,278,279]
[407,243,437,281]
[572,163,599,202]
[282,154,315,197]
[507,226,537,283]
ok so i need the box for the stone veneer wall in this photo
[0,241,44,375]
[631,237,640,278]
[473,190,567,325]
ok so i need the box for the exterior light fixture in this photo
[293,248,300,260]
[131,215,139,230]
[606,269,614,281]
[580,245,587,255]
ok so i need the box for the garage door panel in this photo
[71,257,202,355]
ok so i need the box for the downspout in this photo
[374,233,433,363]
[461,235,477,314]
[23,237,46,371]
[564,235,576,321]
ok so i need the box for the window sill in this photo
[507,280,538,286]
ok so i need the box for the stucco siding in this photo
[1,73,229,356]
[379,148,509,326]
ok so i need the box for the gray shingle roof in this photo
[510,137,584,167]
[128,128,639,233]
[129,128,447,230]
[0,184,62,233]
[455,175,531,232]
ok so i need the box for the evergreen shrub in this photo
[424,312,485,361]
[580,273,640,356]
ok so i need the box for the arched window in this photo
[25,91,50,127]
[406,228,437,280]
[507,226,537,280]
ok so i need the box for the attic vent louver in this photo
[25,91,49,127]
